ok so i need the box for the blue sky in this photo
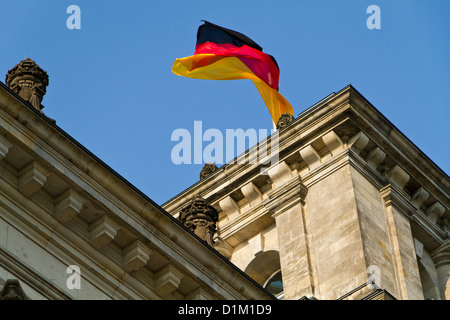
[1,1,449,205]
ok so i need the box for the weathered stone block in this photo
[366,147,385,170]
[54,188,85,223]
[154,264,184,297]
[218,196,240,220]
[411,187,429,209]
[426,202,445,223]
[18,161,50,196]
[348,131,369,154]
[88,215,121,249]
[241,182,262,206]
[122,240,153,273]
[299,145,321,171]
[0,135,13,160]
[322,130,344,157]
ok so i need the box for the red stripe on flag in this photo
[194,42,279,90]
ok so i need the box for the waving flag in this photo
[172,21,293,124]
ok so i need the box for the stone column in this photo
[265,162,312,299]
[432,243,450,300]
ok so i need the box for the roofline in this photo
[345,83,449,180]
[162,83,449,210]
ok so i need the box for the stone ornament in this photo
[179,196,218,246]
[5,58,49,112]
[200,162,218,180]
[0,279,29,300]
[276,113,295,130]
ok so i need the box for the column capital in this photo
[432,242,450,267]
[264,176,308,219]
[379,183,414,218]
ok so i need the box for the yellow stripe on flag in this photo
[172,54,293,124]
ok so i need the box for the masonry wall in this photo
[306,164,368,299]
[349,166,399,297]
[380,188,424,300]
[0,208,112,300]
[304,162,425,300]
[274,201,312,299]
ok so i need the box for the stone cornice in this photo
[218,202,272,242]
[282,86,449,220]
[165,85,448,216]
[213,176,308,244]
[346,88,449,208]
[161,91,352,212]
[310,87,447,200]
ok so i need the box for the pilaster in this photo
[305,164,369,300]
[380,184,424,300]
[264,174,311,299]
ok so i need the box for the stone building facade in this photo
[163,85,450,300]
[0,59,449,300]
[0,59,273,300]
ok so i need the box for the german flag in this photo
[172,21,293,124]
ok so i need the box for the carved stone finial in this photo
[200,162,218,180]
[276,113,295,130]
[0,279,29,300]
[179,196,218,246]
[5,58,49,112]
